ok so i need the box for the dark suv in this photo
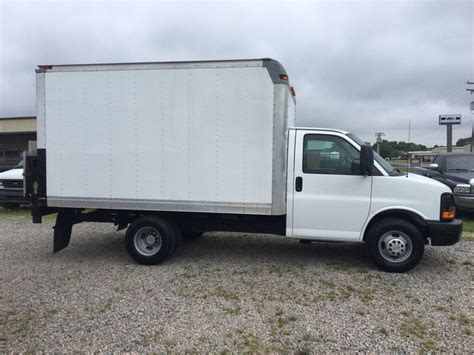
[412,153,474,212]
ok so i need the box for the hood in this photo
[443,172,474,183]
[0,168,23,180]
[405,172,452,191]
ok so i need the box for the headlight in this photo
[440,193,456,221]
[453,184,471,194]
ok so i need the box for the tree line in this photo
[374,136,471,159]
[373,141,429,159]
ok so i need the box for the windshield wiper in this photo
[448,168,468,172]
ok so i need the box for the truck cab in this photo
[286,128,462,272]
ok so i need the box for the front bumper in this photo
[454,194,474,212]
[427,219,463,246]
[0,189,29,204]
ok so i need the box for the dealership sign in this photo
[439,114,461,125]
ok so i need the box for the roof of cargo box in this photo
[36,58,289,85]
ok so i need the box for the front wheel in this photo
[125,216,179,265]
[365,218,425,273]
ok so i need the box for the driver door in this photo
[291,131,372,240]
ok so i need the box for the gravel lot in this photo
[0,213,473,352]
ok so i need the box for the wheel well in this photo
[363,210,429,241]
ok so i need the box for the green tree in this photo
[373,140,428,159]
[456,137,471,147]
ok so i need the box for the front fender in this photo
[360,207,428,241]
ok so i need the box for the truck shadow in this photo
[58,230,456,274]
[62,230,374,270]
[177,232,375,270]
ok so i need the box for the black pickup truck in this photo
[412,153,474,212]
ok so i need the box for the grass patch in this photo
[0,310,37,340]
[227,329,263,352]
[0,206,57,222]
[433,305,449,312]
[0,207,31,219]
[457,313,471,326]
[319,278,336,288]
[461,214,474,240]
[162,338,177,348]
[355,308,367,316]
[400,320,426,339]
[400,316,435,341]
[173,284,240,301]
[420,339,437,352]
[98,298,113,313]
[274,308,298,329]
[223,305,241,316]
[461,215,474,233]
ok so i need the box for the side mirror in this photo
[360,145,374,175]
[428,163,439,170]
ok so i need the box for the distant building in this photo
[0,116,36,171]
[431,145,471,154]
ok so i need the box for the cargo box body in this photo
[36,59,295,215]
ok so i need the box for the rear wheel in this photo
[366,218,424,273]
[125,216,179,265]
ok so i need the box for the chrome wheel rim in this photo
[378,230,412,263]
[133,226,162,256]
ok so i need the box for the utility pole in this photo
[447,124,453,152]
[375,132,385,154]
[467,82,474,152]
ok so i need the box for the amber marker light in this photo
[441,210,455,221]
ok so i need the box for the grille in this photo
[2,180,23,189]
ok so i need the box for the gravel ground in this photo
[0,214,473,352]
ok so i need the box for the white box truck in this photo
[24,58,462,272]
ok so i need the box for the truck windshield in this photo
[446,155,474,172]
[347,133,400,176]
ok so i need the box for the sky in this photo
[0,0,473,146]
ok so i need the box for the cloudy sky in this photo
[0,0,472,146]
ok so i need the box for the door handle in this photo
[295,176,303,192]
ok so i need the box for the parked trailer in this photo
[25,58,462,272]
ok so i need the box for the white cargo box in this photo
[36,59,295,215]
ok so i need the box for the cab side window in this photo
[303,134,361,175]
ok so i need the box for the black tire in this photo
[365,218,425,273]
[125,216,179,265]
